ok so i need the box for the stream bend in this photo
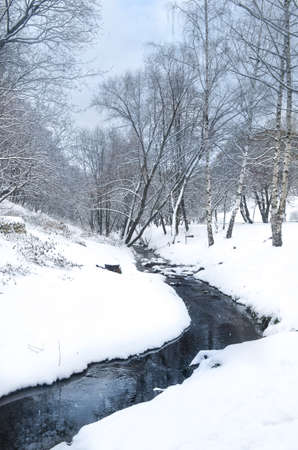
[0,250,260,450]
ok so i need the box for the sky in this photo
[72,0,182,128]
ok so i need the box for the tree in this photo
[225,17,269,238]
[0,0,101,101]
[72,127,132,235]
[0,0,101,210]
[233,0,298,246]
[0,1,99,50]
[174,0,235,246]
[93,48,197,246]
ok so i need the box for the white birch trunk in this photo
[271,0,291,247]
[171,179,187,244]
[226,148,248,239]
[204,0,214,247]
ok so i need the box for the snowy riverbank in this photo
[0,202,190,398]
[54,331,298,450]
[53,221,298,450]
[145,222,298,334]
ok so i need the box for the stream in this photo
[0,248,261,450]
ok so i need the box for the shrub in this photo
[14,234,79,268]
[0,216,26,234]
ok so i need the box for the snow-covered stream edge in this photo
[0,249,261,450]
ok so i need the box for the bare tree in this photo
[0,0,100,210]
[93,49,197,246]
[174,0,234,246]
[0,1,99,50]
[226,16,269,238]
[233,0,298,246]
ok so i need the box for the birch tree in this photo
[226,16,269,238]
[233,0,298,246]
[175,0,233,246]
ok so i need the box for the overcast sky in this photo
[72,0,182,128]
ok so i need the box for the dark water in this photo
[0,250,261,450]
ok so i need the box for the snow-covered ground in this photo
[0,201,190,398]
[53,331,298,450]
[145,221,298,334]
[52,214,298,450]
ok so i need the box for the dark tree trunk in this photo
[181,198,189,232]
[254,188,271,223]
[89,210,95,232]
[160,214,167,235]
[96,206,103,235]
[175,208,179,236]
[105,200,110,236]
[226,213,236,239]
[222,194,227,230]
[240,195,253,224]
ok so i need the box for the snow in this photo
[52,214,298,450]
[0,201,190,398]
[3,197,298,450]
[0,215,25,224]
[53,331,298,450]
[144,222,298,334]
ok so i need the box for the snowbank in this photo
[0,215,25,224]
[51,218,298,450]
[53,331,298,450]
[145,222,298,334]
[0,202,190,398]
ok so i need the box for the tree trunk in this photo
[254,188,270,223]
[206,146,214,245]
[240,194,253,224]
[96,206,103,235]
[222,194,227,230]
[214,208,218,232]
[160,214,167,235]
[171,179,187,244]
[105,200,110,236]
[270,86,283,245]
[181,198,189,232]
[122,181,141,244]
[204,0,214,247]
[226,148,248,239]
[270,2,291,247]
[89,210,95,232]
[278,0,292,227]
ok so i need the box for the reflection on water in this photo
[0,255,260,450]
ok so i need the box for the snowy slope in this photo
[0,201,190,398]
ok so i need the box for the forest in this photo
[1,0,298,248]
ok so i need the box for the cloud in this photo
[72,0,181,127]
[98,0,178,74]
